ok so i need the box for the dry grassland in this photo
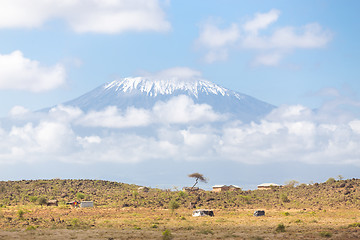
[1,206,360,239]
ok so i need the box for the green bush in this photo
[320,231,332,237]
[26,225,37,231]
[280,194,290,203]
[76,192,85,200]
[168,199,179,214]
[38,196,47,206]
[348,222,360,228]
[17,209,25,219]
[275,223,286,232]
[162,229,173,240]
[282,212,290,216]
[326,178,336,184]
[29,196,38,203]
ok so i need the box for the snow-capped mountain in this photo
[64,77,275,122]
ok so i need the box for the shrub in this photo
[26,225,37,231]
[17,209,25,219]
[348,222,360,228]
[38,196,47,206]
[282,212,290,216]
[29,196,38,203]
[326,178,336,184]
[280,194,290,203]
[320,231,332,237]
[162,229,173,240]
[275,223,286,232]
[199,229,214,235]
[70,218,80,227]
[285,180,299,187]
[76,193,85,200]
[168,200,179,215]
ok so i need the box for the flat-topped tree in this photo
[188,173,207,191]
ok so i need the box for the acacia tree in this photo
[188,173,207,190]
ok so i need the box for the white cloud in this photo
[9,106,30,117]
[196,22,240,63]
[243,9,280,34]
[196,9,333,65]
[153,95,223,124]
[78,106,151,128]
[0,0,170,33]
[0,51,66,92]
[1,94,360,166]
[197,23,240,48]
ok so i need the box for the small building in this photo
[257,183,280,190]
[47,200,58,206]
[212,185,241,192]
[212,185,230,192]
[80,201,94,208]
[229,185,241,191]
[192,209,214,217]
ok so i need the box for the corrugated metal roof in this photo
[212,185,225,188]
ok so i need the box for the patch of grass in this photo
[348,222,360,228]
[162,229,173,240]
[249,237,264,240]
[275,223,286,232]
[295,219,302,223]
[319,231,332,237]
[25,225,37,231]
[283,212,290,216]
[17,209,25,220]
[199,229,214,235]
[280,194,290,203]
[151,224,158,228]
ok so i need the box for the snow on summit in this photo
[104,77,232,98]
[63,74,275,123]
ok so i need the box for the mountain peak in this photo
[103,77,235,98]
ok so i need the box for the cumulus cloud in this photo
[153,95,223,124]
[243,9,280,34]
[196,9,333,65]
[78,106,152,128]
[0,0,170,33]
[0,51,66,92]
[1,93,360,166]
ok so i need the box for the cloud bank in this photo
[0,0,170,34]
[0,51,66,92]
[196,9,333,65]
[2,93,360,166]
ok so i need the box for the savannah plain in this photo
[0,179,360,239]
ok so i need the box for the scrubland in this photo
[0,179,360,239]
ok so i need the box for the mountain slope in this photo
[64,77,275,122]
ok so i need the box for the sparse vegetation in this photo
[162,229,173,240]
[320,231,332,237]
[38,196,47,206]
[168,199,179,215]
[0,178,359,239]
[188,172,207,190]
[275,223,286,232]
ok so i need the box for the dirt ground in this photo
[1,207,360,239]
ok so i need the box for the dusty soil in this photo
[1,207,360,239]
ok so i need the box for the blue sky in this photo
[0,0,360,188]
[0,0,359,115]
